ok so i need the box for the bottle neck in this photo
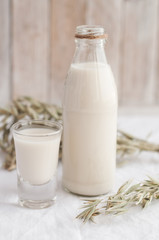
[72,38,107,64]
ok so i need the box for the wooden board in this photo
[120,0,158,106]
[156,0,159,103]
[0,0,159,108]
[0,0,10,105]
[12,0,50,102]
[51,0,86,105]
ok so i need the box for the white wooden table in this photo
[0,113,159,240]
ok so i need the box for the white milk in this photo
[14,128,61,185]
[62,62,117,196]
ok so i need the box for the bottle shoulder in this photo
[64,62,118,110]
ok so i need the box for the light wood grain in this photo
[12,0,50,101]
[85,0,123,102]
[120,0,158,106]
[0,0,158,108]
[0,0,10,105]
[156,0,159,103]
[51,0,86,105]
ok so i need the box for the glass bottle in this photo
[62,25,118,196]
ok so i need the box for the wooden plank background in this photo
[12,0,50,102]
[0,0,10,105]
[0,0,158,108]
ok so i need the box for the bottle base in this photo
[63,179,114,197]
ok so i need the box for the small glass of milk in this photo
[12,119,62,209]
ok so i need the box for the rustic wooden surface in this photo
[0,0,10,105]
[156,0,159,103]
[0,0,158,108]
[12,0,50,101]
[120,0,158,106]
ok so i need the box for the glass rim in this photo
[11,119,63,137]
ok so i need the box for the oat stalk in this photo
[76,176,159,223]
[117,130,159,157]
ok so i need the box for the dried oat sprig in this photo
[117,130,159,156]
[76,176,159,223]
[76,199,102,223]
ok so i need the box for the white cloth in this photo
[0,114,159,240]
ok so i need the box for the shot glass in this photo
[12,119,62,209]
